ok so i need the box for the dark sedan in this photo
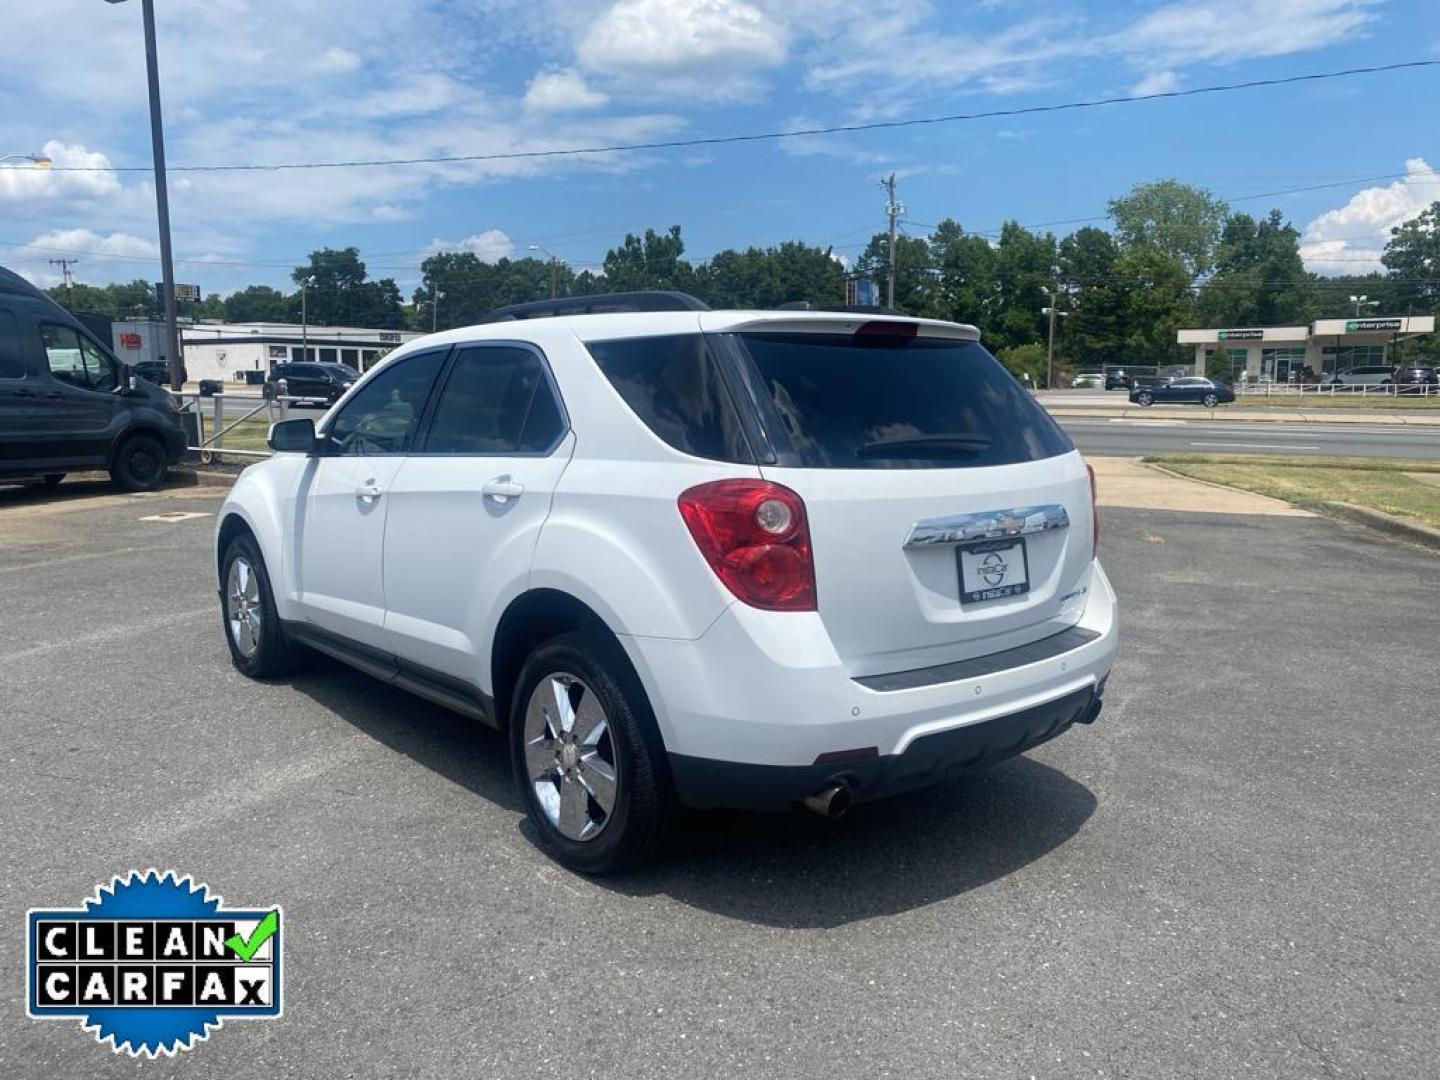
[1129,376,1234,408]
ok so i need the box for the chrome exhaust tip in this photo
[803,783,852,819]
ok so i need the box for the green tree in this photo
[996,342,1047,385]
[48,279,159,318]
[989,221,1057,352]
[1114,248,1194,366]
[1058,226,1124,368]
[697,241,844,308]
[1383,201,1440,309]
[916,219,997,327]
[223,284,292,323]
[1108,180,1228,277]
[601,226,695,293]
[855,231,932,313]
[292,247,404,328]
[1197,209,1315,328]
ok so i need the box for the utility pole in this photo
[48,258,78,302]
[548,256,559,300]
[300,279,310,361]
[430,282,443,332]
[107,0,183,390]
[1042,281,1069,390]
[881,173,904,309]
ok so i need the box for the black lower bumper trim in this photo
[669,686,1100,811]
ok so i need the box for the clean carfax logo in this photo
[26,870,283,1057]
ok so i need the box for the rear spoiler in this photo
[699,311,981,342]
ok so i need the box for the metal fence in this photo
[1235,382,1440,398]
[175,379,308,465]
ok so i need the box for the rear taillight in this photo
[1086,463,1099,557]
[677,479,817,611]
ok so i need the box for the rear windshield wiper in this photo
[855,434,993,459]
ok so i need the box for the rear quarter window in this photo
[737,331,1073,469]
[586,334,755,464]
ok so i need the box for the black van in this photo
[0,265,186,491]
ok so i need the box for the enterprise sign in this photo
[1218,329,1264,340]
[1345,318,1403,333]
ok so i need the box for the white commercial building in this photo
[1178,315,1436,381]
[111,319,423,383]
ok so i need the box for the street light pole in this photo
[528,245,561,299]
[1042,282,1069,389]
[300,278,311,360]
[108,0,183,390]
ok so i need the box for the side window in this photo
[0,309,25,378]
[585,334,754,463]
[43,324,119,391]
[423,346,565,455]
[326,351,446,455]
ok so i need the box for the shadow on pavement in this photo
[612,757,1096,928]
[288,655,1096,927]
[287,653,522,814]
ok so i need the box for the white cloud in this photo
[578,0,788,101]
[1131,69,1179,96]
[0,141,121,203]
[319,46,362,73]
[7,229,159,287]
[525,69,609,111]
[1116,0,1377,69]
[424,229,516,262]
[1300,159,1440,275]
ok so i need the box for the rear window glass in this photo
[586,334,754,463]
[738,332,1073,469]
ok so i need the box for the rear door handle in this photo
[12,388,35,398]
[482,478,524,504]
[43,391,64,400]
[355,480,384,502]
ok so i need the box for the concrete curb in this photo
[1314,501,1440,553]
[171,469,239,488]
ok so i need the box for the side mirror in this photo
[268,417,319,454]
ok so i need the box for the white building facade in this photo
[112,319,424,383]
[1178,315,1436,381]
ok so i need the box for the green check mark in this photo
[225,910,279,962]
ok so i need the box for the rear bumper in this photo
[623,561,1118,811]
[670,685,1102,810]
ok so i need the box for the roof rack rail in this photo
[479,291,710,323]
[774,301,907,316]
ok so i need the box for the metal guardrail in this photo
[1235,382,1440,398]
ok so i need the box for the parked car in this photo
[262,361,357,407]
[0,265,186,491]
[1129,376,1234,408]
[1391,363,1438,394]
[1072,373,1103,389]
[1104,370,1130,390]
[216,292,1117,873]
[132,358,188,386]
[1320,365,1394,389]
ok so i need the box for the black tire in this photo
[510,629,674,874]
[110,433,168,492]
[1136,392,1154,406]
[1202,393,1219,408]
[41,473,64,488]
[219,534,305,679]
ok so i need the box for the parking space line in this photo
[1188,441,1321,450]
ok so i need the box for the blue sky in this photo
[2,0,1438,299]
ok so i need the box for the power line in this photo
[42,59,1440,175]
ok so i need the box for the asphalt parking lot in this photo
[1,477,1437,1078]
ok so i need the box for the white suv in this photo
[215,293,1117,873]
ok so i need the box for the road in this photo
[1060,416,1440,459]
[0,479,1436,1077]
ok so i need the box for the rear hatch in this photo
[722,318,1094,678]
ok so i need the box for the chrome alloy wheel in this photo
[523,673,618,842]
[226,556,263,658]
